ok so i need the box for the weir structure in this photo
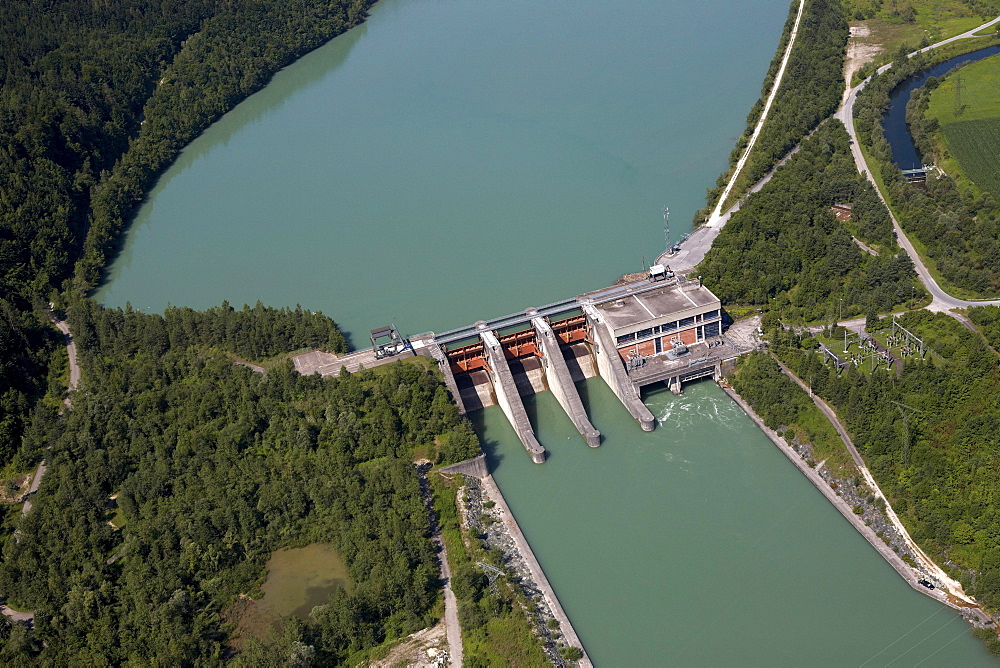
[295,268,753,463]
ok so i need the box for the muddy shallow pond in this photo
[238,543,354,639]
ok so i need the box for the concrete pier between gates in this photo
[480,331,547,463]
[584,306,656,431]
[532,318,601,447]
[423,339,468,414]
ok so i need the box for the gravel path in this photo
[6,309,84,624]
[417,464,462,667]
[706,0,806,227]
[767,356,987,616]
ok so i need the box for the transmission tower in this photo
[475,562,506,595]
[954,72,965,117]
[890,401,923,464]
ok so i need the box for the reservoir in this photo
[882,44,1000,170]
[99,0,995,663]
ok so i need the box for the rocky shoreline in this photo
[785,436,922,568]
[460,476,587,666]
[720,382,995,629]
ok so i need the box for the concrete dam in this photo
[294,269,754,463]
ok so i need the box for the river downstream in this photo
[98,0,994,663]
[882,44,1000,169]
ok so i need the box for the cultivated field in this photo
[927,55,1000,121]
[940,118,1000,194]
[927,55,1000,195]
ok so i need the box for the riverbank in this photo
[718,379,993,628]
[461,475,591,667]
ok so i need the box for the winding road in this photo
[834,15,1000,311]
[2,310,82,623]
[20,310,78,519]
[52,315,81,406]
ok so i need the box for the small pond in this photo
[237,543,354,639]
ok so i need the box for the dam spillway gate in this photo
[294,274,752,463]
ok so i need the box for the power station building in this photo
[591,281,722,362]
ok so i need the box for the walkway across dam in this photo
[295,271,756,463]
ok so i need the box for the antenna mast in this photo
[662,206,670,254]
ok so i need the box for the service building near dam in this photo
[294,266,757,463]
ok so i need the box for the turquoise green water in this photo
[97,0,995,663]
[98,0,785,344]
[477,381,993,665]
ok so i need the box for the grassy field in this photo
[928,54,1000,120]
[926,54,1000,194]
[845,0,998,77]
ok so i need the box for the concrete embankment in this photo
[479,475,592,667]
[718,382,992,623]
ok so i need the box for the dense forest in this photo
[0,300,479,663]
[854,47,1000,297]
[698,0,848,221]
[969,305,1000,350]
[698,120,921,322]
[0,0,373,302]
[0,301,59,469]
[759,312,1000,650]
[0,0,374,501]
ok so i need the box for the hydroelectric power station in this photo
[294,268,755,463]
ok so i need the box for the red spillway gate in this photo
[444,314,587,375]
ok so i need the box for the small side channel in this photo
[882,44,1000,170]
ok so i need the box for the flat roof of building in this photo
[593,281,720,332]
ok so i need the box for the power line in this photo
[891,400,923,464]
[953,72,965,117]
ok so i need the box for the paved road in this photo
[19,311,80,521]
[18,461,47,518]
[834,15,1000,311]
[707,0,806,227]
[3,312,79,623]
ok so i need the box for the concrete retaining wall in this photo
[480,475,592,667]
[423,342,468,415]
[438,453,488,478]
[718,382,994,620]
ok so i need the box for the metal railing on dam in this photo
[431,296,580,346]
[430,274,688,347]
